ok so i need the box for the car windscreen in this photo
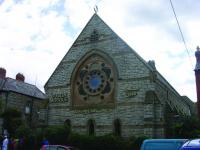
[144,142,183,150]
[183,139,200,147]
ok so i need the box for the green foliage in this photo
[44,125,70,145]
[15,125,32,138]
[68,133,145,150]
[173,116,200,138]
[15,125,36,150]
[129,136,148,150]
[1,107,23,136]
[8,123,149,150]
[0,99,3,113]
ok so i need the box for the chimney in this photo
[195,46,200,119]
[16,73,25,82]
[0,68,6,78]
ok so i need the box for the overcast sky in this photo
[0,0,200,102]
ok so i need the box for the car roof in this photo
[143,139,188,143]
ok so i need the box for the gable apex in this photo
[71,13,119,47]
[44,13,154,88]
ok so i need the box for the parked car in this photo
[40,145,79,150]
[140,139,188,150]
[180,139,200,150]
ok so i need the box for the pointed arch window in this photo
[71,51,117,107]
[64,119,71,129]
[145,91,159,104]
[114,119,121,136]
[88,119,95,136]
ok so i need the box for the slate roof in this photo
[0,77,46,100]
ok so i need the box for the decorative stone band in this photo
[49,93,68,103]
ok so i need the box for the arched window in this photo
[114,119,121,136]
[88,119,95,136]
[64,119,71,129]
[145,91,159,104]
[71,50,117,108]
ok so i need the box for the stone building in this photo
[45,14,194,138]
[0,68,47,132]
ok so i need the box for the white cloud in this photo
[0,0,199,102]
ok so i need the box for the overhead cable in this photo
[169,0,193,67]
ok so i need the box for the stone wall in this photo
[45,14,192,138]
[0,91,47,127]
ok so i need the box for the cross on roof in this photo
[197,46,200,51]
[94,5,98,13]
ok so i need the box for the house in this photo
[0,68,47,133]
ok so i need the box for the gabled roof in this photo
[44,13,192,109]
[44,13,154,88]
[0,77,46,100]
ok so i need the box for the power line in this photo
[169,0,193,67]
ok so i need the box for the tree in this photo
[1,107,23,136]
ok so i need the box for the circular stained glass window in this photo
[83,70,106,95]
[89,75,101,90]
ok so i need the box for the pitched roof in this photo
[0,77,46,100]
[44,13,154,88]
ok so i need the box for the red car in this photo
[40,145,79,150]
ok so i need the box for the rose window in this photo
[72,54,115,107]
[83,70,107,95]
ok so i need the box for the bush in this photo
[1,107,23,136]
[15,125,36,150]
[13,124,149,150]
[130,136,148,150]
[173,117,200,138]
[68,133,130,150]
[44,125,70,145]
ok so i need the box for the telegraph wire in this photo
[169,0,193,67]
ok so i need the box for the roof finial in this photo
[197,46,200,51]
[94,5,98,14]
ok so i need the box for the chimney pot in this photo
[0,68,6,78]
[16,73,25,82]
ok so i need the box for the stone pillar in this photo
[194,46,200,119]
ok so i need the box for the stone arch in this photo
[87,119,95,136]
[145,90,159,104]
[70,49,118,108]
[144,91,162,137]
[113,119,121,136]
[64,119,71,129]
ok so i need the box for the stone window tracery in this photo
[72,53,116,107]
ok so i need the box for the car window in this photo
[44,146,57,150]
[187,139,200,146]
[144,142,182,150]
